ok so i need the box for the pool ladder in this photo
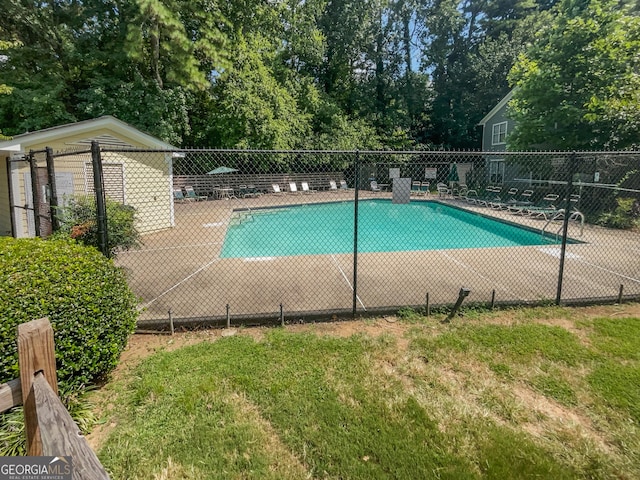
[542,209,584,240]
[230,208,254,225]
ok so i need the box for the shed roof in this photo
[0,115,177,153]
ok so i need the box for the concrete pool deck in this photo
[117,190,640,327]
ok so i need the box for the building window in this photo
[489,159,505,184]
[492,121,507,145]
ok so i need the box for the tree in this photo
[508,0,640,150]
[0,1,83,134]
[0,37,11,140]
[0,0,232,143]
[418,0,556,148]
[124,0,231,91]
[204,36,312,150]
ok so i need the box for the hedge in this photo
[0,237,138,390]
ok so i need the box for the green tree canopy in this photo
[5,0,634,151]
[203,36,312,150]
[508,0,640,150]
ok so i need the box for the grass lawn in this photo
[90,305,640,479]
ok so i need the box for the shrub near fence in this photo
[40,148,640,328]
[0,237,138,386]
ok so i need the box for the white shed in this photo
[0,116,178,237]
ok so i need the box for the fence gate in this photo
[7,150,55,238]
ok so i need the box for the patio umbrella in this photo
[206,165,238,193]
[447,163,459,187]
[206,166,238,175]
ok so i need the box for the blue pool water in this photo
[220,200,560,258]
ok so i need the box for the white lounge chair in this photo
[301,182,315,194]
[272,184,285,195]
[289,182,300,194]
[437,183,451,197]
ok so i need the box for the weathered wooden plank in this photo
[0,377,22,413]
[33,373,110,480]
[18,317,58,456]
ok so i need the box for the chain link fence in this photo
[18,147,640,328]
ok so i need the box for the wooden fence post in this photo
[18,317,58,456]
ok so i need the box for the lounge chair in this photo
[468,186,501,207]
[477,186,502,207]
[289,182,300,194]
[184,185,207,201]
[238,184,259,198]
[370,180,382,192]
[301,182,316,194]
[452,184,468,200]
[421,181,431,195]
[529,205,562,220]
[569,193,581,209]
[530,194,582,221]
[173,188,192,203]
[339,180,352,190]
[489,187,518,209]
[437,183,450,197]
[465,187,487,205]
[502,189,533,210]
[514,193,560,216]
[464,188,478,203]
[329,180,339,192]
[411,181,424,196]
[272,184,285,195]
[246,184,262,197]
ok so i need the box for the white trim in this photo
[23,172,35,237]
[478,90,515,126]
[10,162,24,237]
[0,115,177,152]
[491,121,508,145]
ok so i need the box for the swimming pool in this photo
[220,200,561,258]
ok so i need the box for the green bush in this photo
[0,385,97,456]
[596,197,640,229]
[0,237,138,389]
[55,195,141,257]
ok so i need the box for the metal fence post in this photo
[555,151,577,305]
[352,150,360,318]
[45,147,59,232]
[91,140,109,257]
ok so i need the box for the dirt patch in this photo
[120,304,640,366]
[513,384,614,455]
[88,303,639,450]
